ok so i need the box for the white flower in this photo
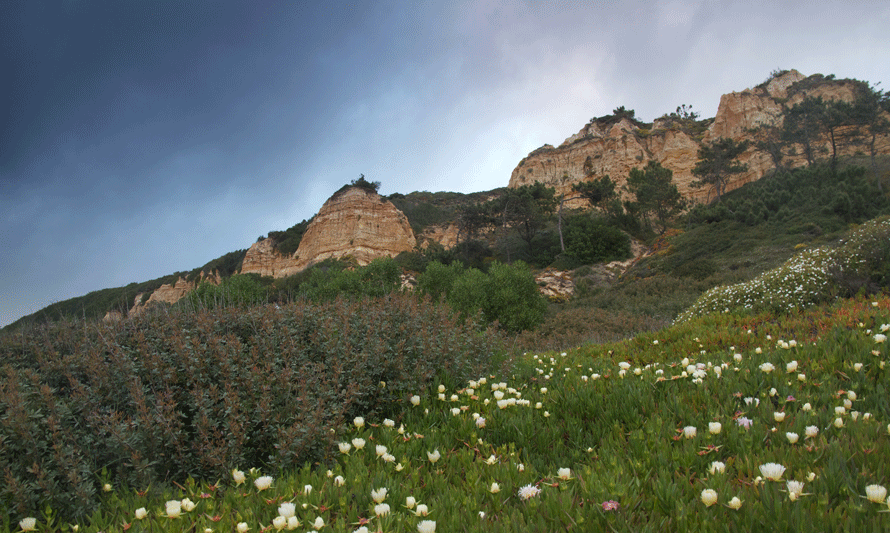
[334,475,345,486]
[557,468,571,480]
[518,483,541,500]
[254,476,273,491]
[406,496,417,508]
[786,432,799,444]
[701,489,718,507]
[165,500,182,518]
[734,353,743,362]
[438,384,446,393]
[727,497,742,510]
[312,516,324,530]
[489,482,501,493]
[376,444,388,457]
[427,449,441,463]
[475,417,486,428]
[304,484,313,496]
[798,373,806,382]
[338,442,352,454]
[417,520,436,533]
[708,422,722,435]
[351,438,366,450]
[708,461,726,475]
[774,412,786,422]
[354,416,365,428]
[786,480,805,498]
[273,516,287,531]
[372,503,391,517]
[232,469,246,485]
[411,395,421,406]
[760,362,775,373]
[179,498,195,512]
[847,390,857,401]
[415,504,429,516]
[517,463,525,472]
[759,463,786,481]
[866,485,888,503]
[383,418,395,427]
[854,363,863,372]
[802,402,812,412]
[485,454,498,465]
[834,417,845,428]
[786,361,798,373]
[286,517,299,530]
[135,507,147,520]
[278,502,296,519]
[18,518,37,532]
[805,426,818,438]
[371,487,388,503]
[619,362,631,370]
[875,333,886,344]
[237,523,249,533]
[683,426,697,439]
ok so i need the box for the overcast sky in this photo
[2,0,889,327]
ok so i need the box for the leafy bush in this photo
[417,261,547,332]
[0,295,502,520]
[181,274,270,310]
[563,215,631,264]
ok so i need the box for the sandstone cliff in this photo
[509,70,890,204]
[240,186,417,278]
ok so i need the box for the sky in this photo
[2,0,889,327]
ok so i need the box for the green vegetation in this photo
[4,287,890,531]
[0,295,501,522]
[4,70,890,532]
[417,260,547,333]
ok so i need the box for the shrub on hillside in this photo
[0,295,502,520]
[676,216,890,321]
[563,215,631,264]
[417,260,547,332]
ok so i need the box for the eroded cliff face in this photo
[509,70,890,204]
[240,187,417,278]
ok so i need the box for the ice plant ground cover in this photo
[4,295,890,532]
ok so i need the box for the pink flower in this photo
[602,500,619,511]
[736,417,753,429]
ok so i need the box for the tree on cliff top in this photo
[336,174,381,196]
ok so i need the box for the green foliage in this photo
[625,161,686,233]
[298,257,402,302]
[335,174,381,196]
[563,215,631,264]
[0,295,502,520]
[692,137,750,202]
[181,274,270,310]
[417,261,547,332]
[266,219,312,257]
[676,216,890,321]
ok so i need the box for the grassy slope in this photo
[7,295,889,533]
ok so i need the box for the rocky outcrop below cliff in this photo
[126,270,222,317]
[241,186,417,278]
[509,70,890,204]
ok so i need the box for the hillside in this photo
[4,69,889,333]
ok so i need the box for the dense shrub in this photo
[563,215,631,264]
[181,273,270,309]
[0,295,502,520]
[417,261,547,332]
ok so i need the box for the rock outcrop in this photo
[129,270,222,316]
[240,186,417,278]
[509,70,890,204]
